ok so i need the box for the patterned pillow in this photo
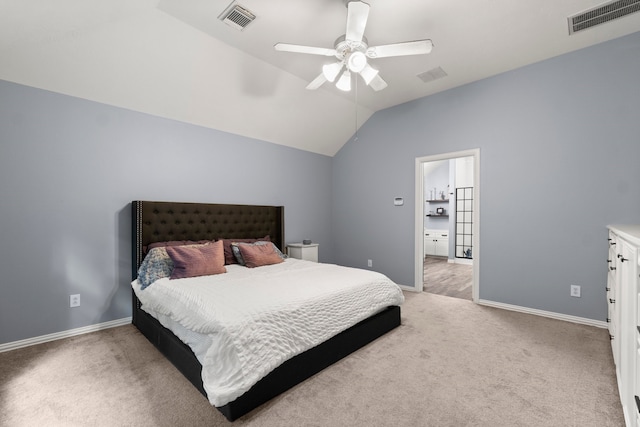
[166,240,226,279]
[137,247,174,290]
[231,241,287,267]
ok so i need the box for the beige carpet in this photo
[0,292,624,427]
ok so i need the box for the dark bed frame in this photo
[131,200,401,421]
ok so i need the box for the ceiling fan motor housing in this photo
[334,35,369,73]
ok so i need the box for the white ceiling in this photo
[1,0,639,156]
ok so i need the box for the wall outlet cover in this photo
[570,285,581,298]
[70,294,81,307]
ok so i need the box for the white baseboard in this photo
[477,299,608,328]
[0,317,132,353]
[447,258,473,265]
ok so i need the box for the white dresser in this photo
[607,225,640,427]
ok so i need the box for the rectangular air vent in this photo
[218,2,256,31]
[568,0,640,34]
[417,67,448,84]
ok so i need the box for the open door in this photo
[414,149,480,302]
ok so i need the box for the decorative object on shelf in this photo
[302,239,312,245]
[436,207,445,215]
[440,190,446,200]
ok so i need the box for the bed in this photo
[130,200,403,421]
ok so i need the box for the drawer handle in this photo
[620,257,628,263]
[610,242,616,246]
[609,266,616,271]
[609,298,616,304]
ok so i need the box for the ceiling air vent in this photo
[568,0,640,34]
[417,67,448,84]
[218,2,256,31]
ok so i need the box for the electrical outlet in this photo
[367,259,373,267]
[570,285,581,298]
[70,294,80,307]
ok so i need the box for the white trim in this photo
[415,149,480,302]
[448,258,473,265]
[414,158,426,293]
[477,299,608,328]
[0,317,132,353]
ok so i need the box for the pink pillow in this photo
[166,241,226,279]
[220,236,270,264]
[145,239,213,254]
[237,242,284,268]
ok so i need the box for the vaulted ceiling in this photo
[2,0,639,156]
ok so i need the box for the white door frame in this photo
[413,148,480,302]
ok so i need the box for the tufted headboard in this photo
[131,201,284,279]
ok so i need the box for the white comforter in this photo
[131,258,404,407]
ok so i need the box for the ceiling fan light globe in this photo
[347,51,367,73]
[322,62,343,82]
[336,70,352,91]
[360,63,379,85]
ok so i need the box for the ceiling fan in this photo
[274,0,433,92]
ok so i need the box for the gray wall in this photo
[0,81,333,345]
[332,31,640,321]
[2,31,639,345]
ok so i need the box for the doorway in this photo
[413,149,480,302]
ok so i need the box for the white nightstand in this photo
[287,243,319,262]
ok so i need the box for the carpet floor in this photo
[0,292,624,426]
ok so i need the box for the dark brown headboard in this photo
[131,201,284,279]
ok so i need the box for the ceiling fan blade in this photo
[306,73,328,90]
[274,43,337,57]
[366,39,433,58]
[368,73,388,91]
[345,1,369,43]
